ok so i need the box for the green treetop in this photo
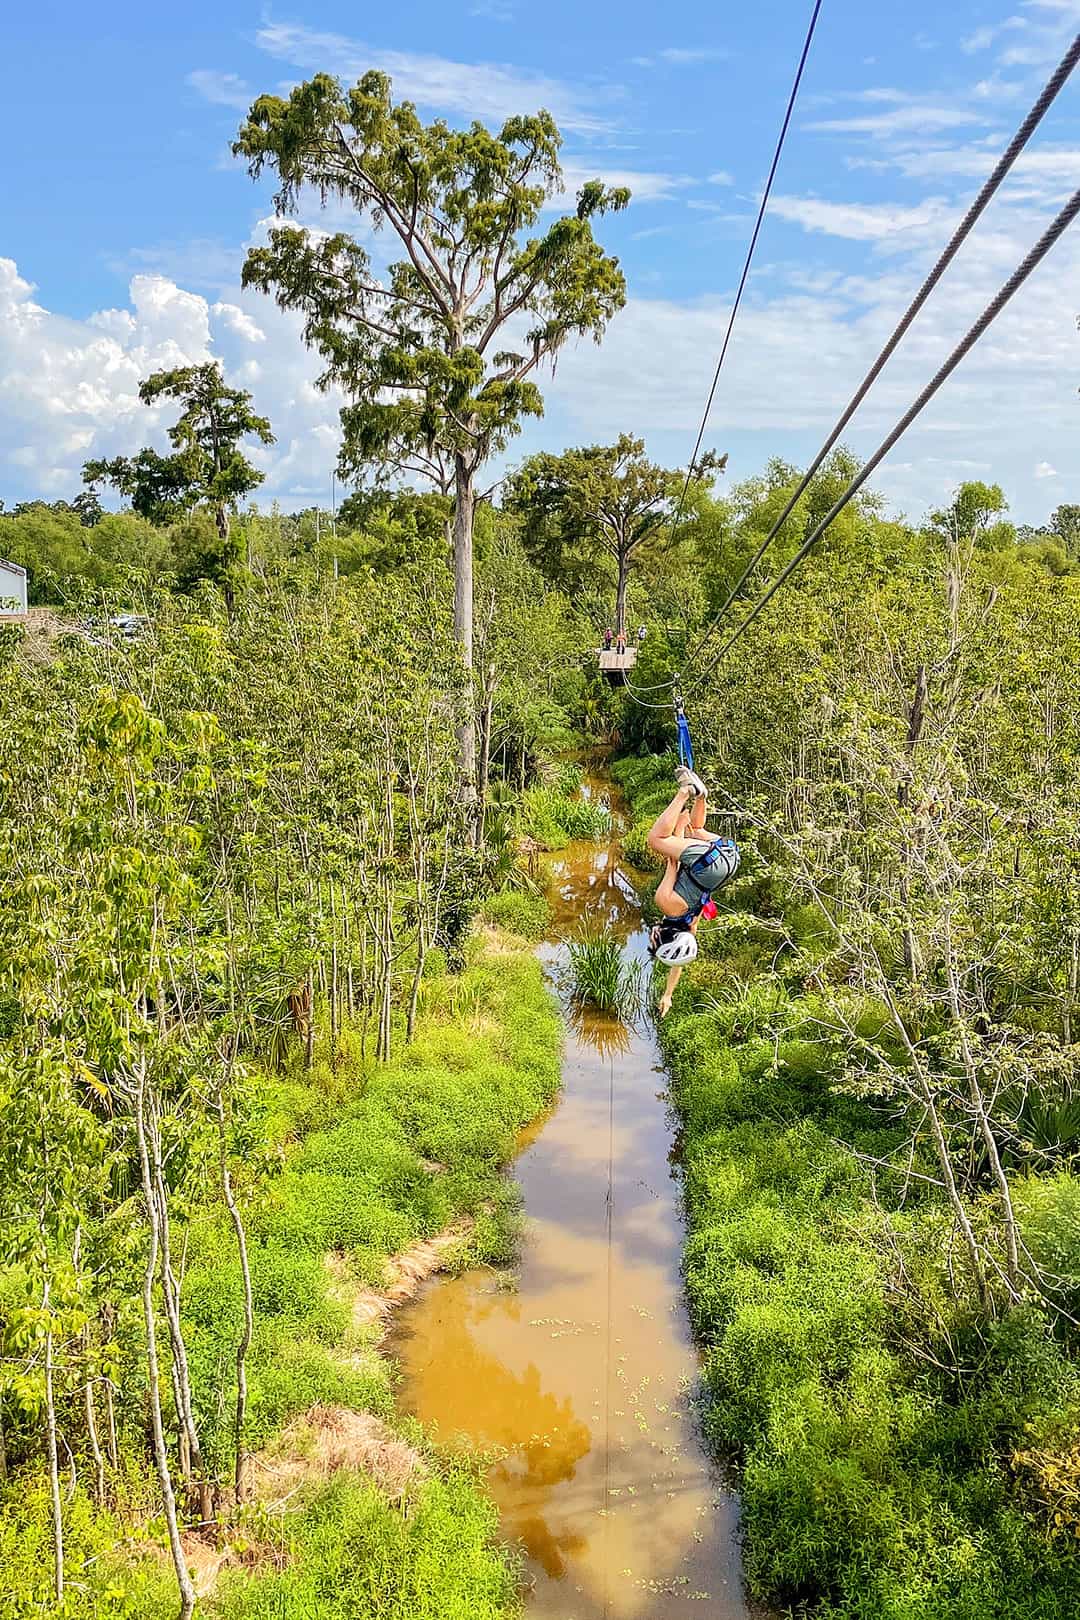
[232,69,629,800]
[83,364,274,585]
[508,435,726,637]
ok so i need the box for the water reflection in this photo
[393,773,749,1619]
[563,1001,634,1060]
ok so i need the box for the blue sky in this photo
[2,0,1079,521]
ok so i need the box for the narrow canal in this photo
[391,775,749,1619]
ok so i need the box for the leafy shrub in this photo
[552,760,584,795]
[1016,1174,1080,1318]
[480,888,550,940]
[170,935,560,1498]
[213,1471,519,1620]
[622,815,659,872]
[656,965,1080,1620]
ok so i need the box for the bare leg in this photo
[659,964,683,1017]
[648,787,692,852]
[655,859,687,918]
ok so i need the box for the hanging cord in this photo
[675,28,1080,674]
[684,183,1080,689]
[662,0,824,553]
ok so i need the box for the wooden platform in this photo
[597,648,637,685]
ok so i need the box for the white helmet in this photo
[655,930,698,965]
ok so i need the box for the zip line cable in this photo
[660,0,824,555]
[621,0,822,710]
[681,183,1080,692]
[626,28,1080,706]
[675,28,1080,677]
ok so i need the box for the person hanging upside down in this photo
[647,766,740,1017]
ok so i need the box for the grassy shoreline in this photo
[612,752,1080,1620]
[0,926,560,1620]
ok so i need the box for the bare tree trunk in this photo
[477,669,495,811]
[344,901,355,1019]
[83,1334,107,1506]
[453,453,477,832]
[149,1108,213,1523]
[101,1306,119,1469]
[878,980,991,1311]
[378,884,394,1064]
[217,1092,254,1503]
[329,881,340,1067]
[615,548,630,641]
[134,1072,196,1620]
[945,938,1022,1300]
[899,664,928,979]
[359,909,371,1063]
[42,1293,64,1606]
[1066,926,1079,1046]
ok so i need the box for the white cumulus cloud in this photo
[0,254,341,505]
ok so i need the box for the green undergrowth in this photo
[610,752,672,872]
[2,928,559,1620]
[212,1471,518,1620]
[518,781,611,850]
[615,754,1080,1620]
[480,888,551,940]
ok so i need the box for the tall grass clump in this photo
[519,784,611,850]
[565,925,641,1017]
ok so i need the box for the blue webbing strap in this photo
[675,701,694,772]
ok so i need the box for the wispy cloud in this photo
[470,0,515,20]
[808,103,983,136]
[631,45,728,68]
[659,46,728,63]
[769,194,954,242]
[961,16,1027,52]
[884,142,1080,187]
[107,238,246,295]
[255,21,619,135]
[187,69,254,110]
[543,161,695,210]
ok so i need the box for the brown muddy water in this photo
[391,776,749,1619]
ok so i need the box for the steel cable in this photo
[684,183,1080,690]
[627,29,1080,705]
[676,28,1080,675]
[660,0,824,557]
